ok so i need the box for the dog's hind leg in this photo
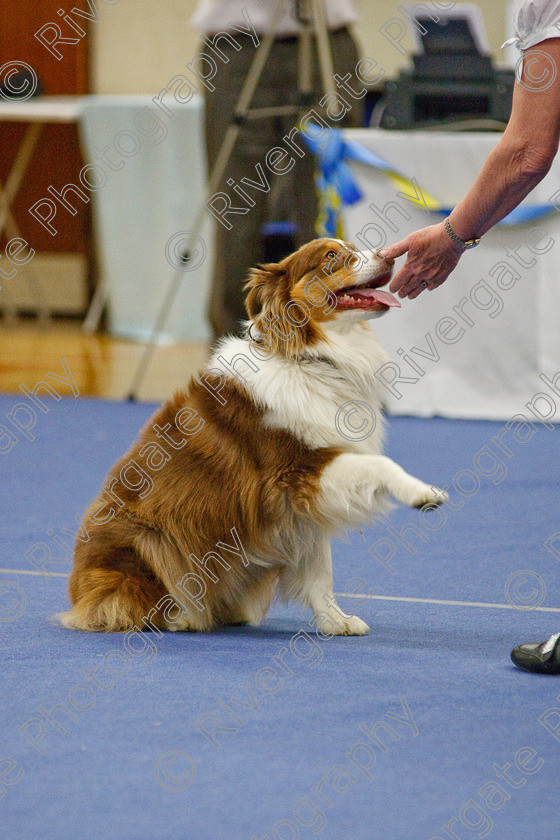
[219,568,279,627]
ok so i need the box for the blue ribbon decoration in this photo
[302,126,554,236]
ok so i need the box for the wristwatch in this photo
[444,217,481,250]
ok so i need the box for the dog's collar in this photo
[246,325,339,371]
[294,353,339,370]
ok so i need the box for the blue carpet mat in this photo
[1,395,559,840]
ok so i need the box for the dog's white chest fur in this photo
[210,322,390,455]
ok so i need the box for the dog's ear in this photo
[244,249,326,357]
[244,263,287,320]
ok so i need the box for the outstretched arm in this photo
[380,39,560,299]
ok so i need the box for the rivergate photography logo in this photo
[0,61,38,101]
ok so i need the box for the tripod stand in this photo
[126,0,338,400]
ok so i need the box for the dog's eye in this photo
[325,250,337,259]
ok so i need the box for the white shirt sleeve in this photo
[506,0,560,50]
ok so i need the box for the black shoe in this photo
[511,633,560,674]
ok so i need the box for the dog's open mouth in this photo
[335,273,401,311]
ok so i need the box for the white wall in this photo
[92,1,513,95]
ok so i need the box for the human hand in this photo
[379,222,464,299]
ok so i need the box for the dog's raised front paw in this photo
[405,481,448,509]
[427,486,449,506]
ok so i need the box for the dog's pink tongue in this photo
[346,288,401,307]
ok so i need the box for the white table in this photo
[0,95,212,341]
[342,129,560,421]
[0,97,84,320]
[0,96,83,122]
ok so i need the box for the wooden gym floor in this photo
[0,321,210,402]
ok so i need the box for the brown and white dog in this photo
[58,238,446,636]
